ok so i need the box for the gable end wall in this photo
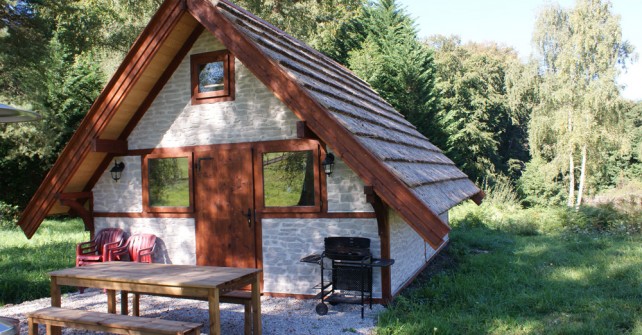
[91,33,374,281]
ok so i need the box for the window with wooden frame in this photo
[142,154,194,213]
[256,141,322,213]
[190,50,235,104]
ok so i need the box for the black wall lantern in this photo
[110,160,125,182]
[322,153,335,176]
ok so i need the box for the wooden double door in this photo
[194,147,257,269]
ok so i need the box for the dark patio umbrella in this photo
[0,104,41,123]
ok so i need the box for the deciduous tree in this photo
[529,0,634,208]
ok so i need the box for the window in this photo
[263,151,315,207]
[257,141,322,213]
[190,50,235,104]
[143,154,193,213]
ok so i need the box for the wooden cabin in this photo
[18,0,483,302]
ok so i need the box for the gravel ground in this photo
[0,289,384,334]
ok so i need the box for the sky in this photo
[396,0,642,101]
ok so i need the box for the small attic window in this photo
[190,50,235,104]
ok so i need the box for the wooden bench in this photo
[27,307,202,335]
[127,290,254,335]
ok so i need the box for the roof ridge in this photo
[218,1,384,104]
[233,18,400,114]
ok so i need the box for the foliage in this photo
[428,36,532,183]
[0,200,19,228]
[592,101,642,188]
[233,0,363,52]
[0,0,160,209]
[148,157,189,207]
[376,218,642,334]
[262,151,314,207]
[329,0,440,138]
[560,204,642,235]
[0,218,87,305]
[518,157,567,207]
[528,0,635,207]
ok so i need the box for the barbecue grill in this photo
[300,237,394,318]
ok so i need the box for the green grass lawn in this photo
[0,218,87,306]
[377,206,642,335]
[1,205,640,335]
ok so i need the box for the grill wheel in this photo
[315,302,328,315]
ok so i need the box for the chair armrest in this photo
[137,246,155,263]
[101,241,122,259]
[76,241,98,256]
[107,244,129,262]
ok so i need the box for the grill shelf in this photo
[300,237,394,318]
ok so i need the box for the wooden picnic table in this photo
[49,262,262,335]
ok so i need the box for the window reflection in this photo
[262,151,315,207]
[148,157,190,207]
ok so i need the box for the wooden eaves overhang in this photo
[18,0,483,247]
[17,0,204,238]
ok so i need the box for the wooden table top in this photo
[49,262,260,289]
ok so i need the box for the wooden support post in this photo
[365,186,393,304]
[57,192,94,237]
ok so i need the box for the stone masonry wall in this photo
[262,218,383,297]
[326,150,373,213]
[90,32,427,297]
[389,210,449,295]
[127,32,299,149]
[94,217,196,265]
[93,156,142,213]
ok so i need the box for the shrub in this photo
[560,204,642,235]
[0,201,20,229]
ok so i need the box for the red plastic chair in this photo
[107,233,157,263]
[76,228,125,267]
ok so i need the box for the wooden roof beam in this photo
[92,139,128,154]
[296,121,319,140]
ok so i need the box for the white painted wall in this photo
[127,32,299,150]
[91,31,433,298]
[262,218,383,298]
[94,217,196,265]
[326,151,373,213]
[93,156,142,213]
[389,209,449,295]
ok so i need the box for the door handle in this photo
[243,208,252,227]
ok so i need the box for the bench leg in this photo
[244,302,251,335]
[28,318,38,335]
[251,275,261,335]
[133,293,141,316]
[107,290,116,314]
[121,291,129,315]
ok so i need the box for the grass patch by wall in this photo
[0,218,88,306]
[376,205,642,335]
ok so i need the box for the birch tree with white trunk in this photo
[530,0,634,208]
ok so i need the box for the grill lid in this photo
[324,237,371,260]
